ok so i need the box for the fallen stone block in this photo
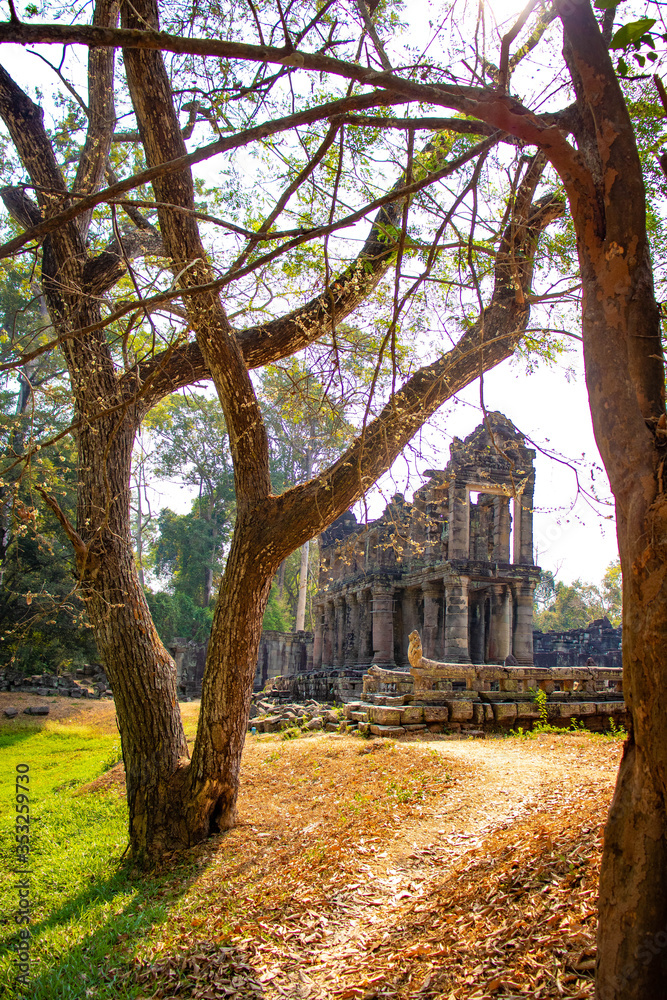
[306,717,323,730]
[400,706,425,724]
[368,706,402,726]
[369,724,405,738]
[403,724,427,732]
[423,706,449,723]
[3,707,18,718]
[23,705,49,716]
[263,715,283,732]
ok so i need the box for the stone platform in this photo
[343,655,628,736]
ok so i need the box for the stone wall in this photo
[168,630,314,699]
[533,617,622,668]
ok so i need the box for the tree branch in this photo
[264,184,564,553]
[73,0,118,238]
[0,88,407,261]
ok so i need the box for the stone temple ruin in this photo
[311,413,539,687]
[148,412,627,735]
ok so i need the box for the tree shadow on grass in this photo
[1,844,261,1000]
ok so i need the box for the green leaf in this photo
[611,18,657,49]
[594,0,622,9]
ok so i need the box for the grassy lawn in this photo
[0,702,204,1000]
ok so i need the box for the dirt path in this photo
[248,734,621,1000]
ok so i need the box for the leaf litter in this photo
[110,731,621,1000]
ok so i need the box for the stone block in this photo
[579,702,597,715]
[500,679,518,692]
[484,704,494,722]
[369,724,405,738]
[404,724,427,732]
[516,702,540,719]
[492,703,517,723]
[358,722,371,736]
[473,703,485,725]
[427,723,445,733]
[263,715,283,732]
[70,690,82,699]
[23,705,49,716]
[423,706,449,723]
[306,717,323,730]
[3,707,18,718]
[350,711,369,722]
[446,700,474,722]
[596,702,617,715]
[325,722,339,732]
[400,706,425,724]
[369,706,402,726]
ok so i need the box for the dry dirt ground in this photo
[2,694,622,999]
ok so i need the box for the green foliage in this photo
[533,560,622,632]
[145,590,213,645]
[262,582,294,632]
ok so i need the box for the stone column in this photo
[494,497,511,562]
[512,581,534,664]
[313,603,324,668]
[358,589,373,662]
[448,481,469,559]
[519,491,534,565]
[371,587,395,666]
[422,583,441,659]
[444,575,471,662]
[468,593,485,664]
[334,596,345,667]
[323,600,335,667]
[488,584,511,662]
[344,593,360,665]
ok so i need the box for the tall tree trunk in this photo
[176,512,276,843]
[295,540,309,632]
[74,404,190,860]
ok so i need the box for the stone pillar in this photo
[488,584,511,662]
[512,581,534,664]
[422,584,441,659]
[519,491,534,565]
[444,575,471,662]
[448,482,469,559]
[468,593,485,664]
[334,596,345,667]
[358,589,373,662]
[313,603,324,668]
[494,497,511,562]
[344,593,360,665]
[323,601,335,667]
[371,587,395,666]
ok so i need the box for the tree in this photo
[0,0,562,872]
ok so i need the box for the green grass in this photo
[0,722,196,999]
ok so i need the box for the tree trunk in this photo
[295,540,309,631]
[182,512,277,840]
[75,407,190,860]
